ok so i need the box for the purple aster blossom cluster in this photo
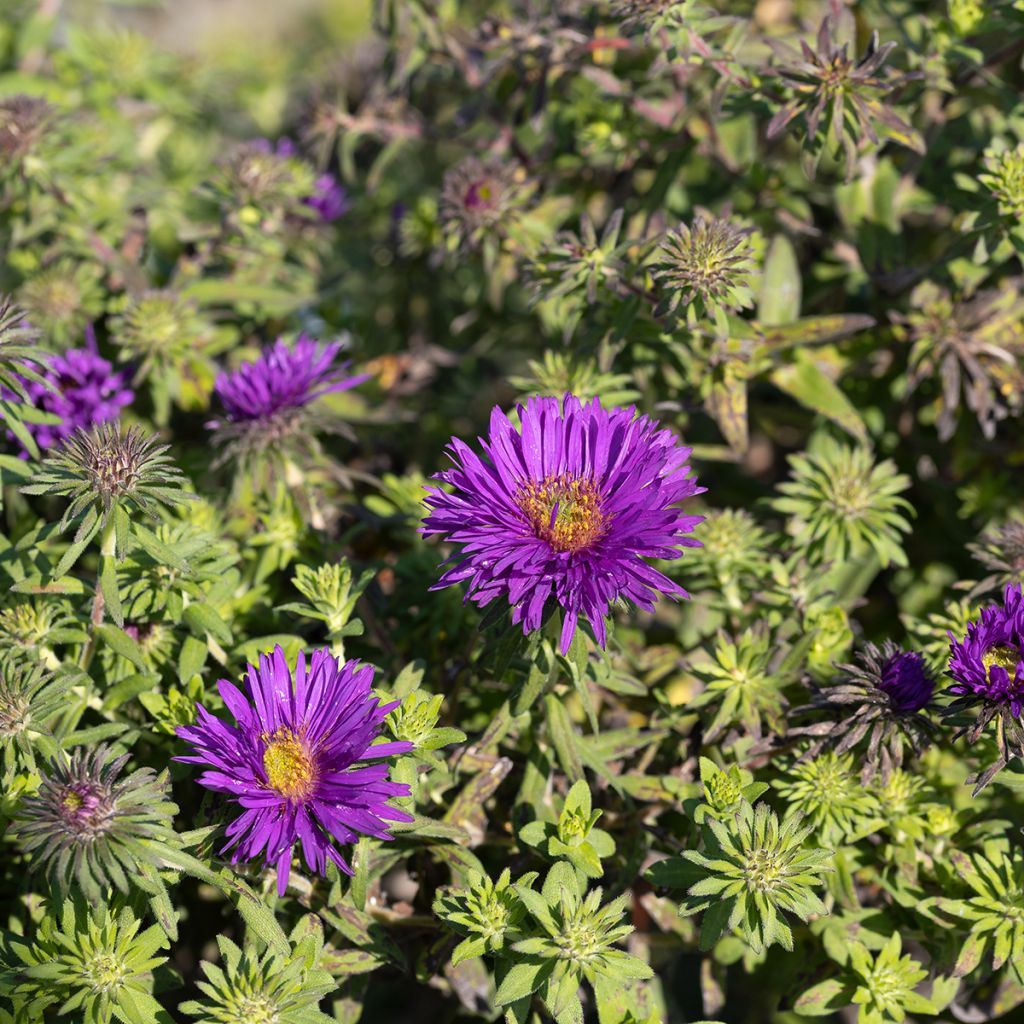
[7,328,132,454]
[176,646,413,896]
[948,583,1024,716]
[252,137,349,223]
[213,336,366,426]
[878,648,933,714]
[422,394,704,654]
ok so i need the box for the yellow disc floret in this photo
[517,474,607,553]
[982,644,1019,681]
[262,728,316,800]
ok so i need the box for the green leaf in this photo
[494,960,555,1006]
[183,602,233,644]
[96,624,147,670]
[770,350,867,443]
[794,978,853,1015]
[100,555,123,627]
[759,235,801,325]
[545,693,584,783]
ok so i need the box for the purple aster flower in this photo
[788,640,935,781]
[944,584,1024,793]
[176,647,413,896]
[421,394,704,654]
[6,328,132,454]
[306,174,349,222]
[948,583,1024,716]
[214,335,366,425]
[878,649,933,714]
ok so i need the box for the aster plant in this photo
[796,933,938,1023]
[652,800,831,954]
[210,335,366,486]
[775,752,882,845]
[789,642,936,781]
[422,394,704,654]
[766,19,923,179]
[652,215,756,333]
[925,841,1024,987]
[3,898,171,1024]
[13,745,179,903]
[771,437,913,569]
[175,646,413,895]
[944,583,1024,792]
[892,281,1024,442]
[500,861,653,1023]
[180,924,336,1024]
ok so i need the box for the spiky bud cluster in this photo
[439,156,526,252]
[14,745,179,901]
[653,216,755,328]
[23,422,190,535]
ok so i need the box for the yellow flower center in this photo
[262,728,316,800]
[517,474,607,553]
[982,644,1020,681]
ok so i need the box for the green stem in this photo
[78,516,116,673]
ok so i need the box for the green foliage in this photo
[772,437,914,569]
[2,898,171,1024]
[655,800,831,954]
[519,779,616,878]
[797,933,939,1023]
[180,918,336,1024]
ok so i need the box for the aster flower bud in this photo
[180,927,336,1023]
[23,422,191,537]
[0,598,79,669]
[434,868,533,965]
[6,898,169,1024]
[499,861,652,1019]
[16,258,104,349]
[944,583,1024,792]
[13,745,179,902]
[215,140,316,215]
[776,752,882,844]
[652,215,755,332]
[210,335,366,485]
[772,437,913,569]
[109,290,209,368]
[789,641,936,782]
[0,658,71,774]
[439,156,527,253]
[655,801,831,954]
